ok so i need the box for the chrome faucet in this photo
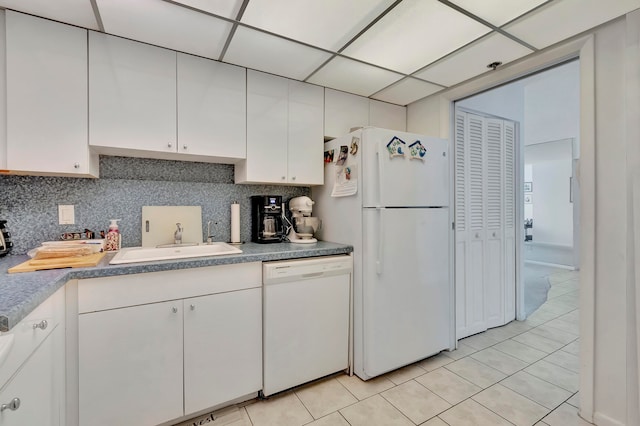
[206,221,213,244]
[174,223,183,245]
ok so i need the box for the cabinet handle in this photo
[1,398,20,412]
[33,320,48,330]
[183,144,188,150]
[168,142,173,149]
[190,304,195,311]
[172,307,178,314]
[74,162,80,169]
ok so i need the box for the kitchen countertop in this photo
[0,241,353,332]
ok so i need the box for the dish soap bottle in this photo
[105,219,121,251]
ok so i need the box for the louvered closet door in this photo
[455,112,486,338]
[503,122,516,321]
[455,111,516,340]
[484,118,505,329]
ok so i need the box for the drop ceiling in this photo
[1,0,638,106]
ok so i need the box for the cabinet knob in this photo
[292,176,296,181]
[281,176,286,180]
[168,142,173,149]
[190,304,195,311]
[172,307,178,314]
[74,162,80,169]
[1,398,20,412]
[492,232,497,238]
[475,232,480,238]
[33,320,48,330]
[183,144,188,150]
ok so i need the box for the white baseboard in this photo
[524,260,576,270]
[593,411,625,426]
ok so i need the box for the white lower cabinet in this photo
[76,264,262,426]
[0,332,56,426]
[184,288,262,414]
[0,287,65,426]
[78,300,184,426]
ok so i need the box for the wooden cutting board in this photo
[8,252,107,274]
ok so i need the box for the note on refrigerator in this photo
[331,165,357,197]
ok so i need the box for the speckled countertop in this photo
[0,241,352,332]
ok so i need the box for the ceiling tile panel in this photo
[224,26,333,80]
[371,77,444,105]
[505,0,640,49]
[95,0,232,59]
[414,33,533,87]
[448,0,548,26]
[307,56,404,97]
[341,0,492,74]
[171,0,244,19]
[0,0,99,29]
[241,0,396,51]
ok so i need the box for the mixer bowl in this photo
[292,216,322,238]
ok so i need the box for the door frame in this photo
[428,35,595,422]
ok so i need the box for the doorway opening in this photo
[453,59,580,336]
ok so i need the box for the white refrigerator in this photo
[312,127,453,380]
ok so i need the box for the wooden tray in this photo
[8,252,107,274]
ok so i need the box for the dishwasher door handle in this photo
[301,272,325,279]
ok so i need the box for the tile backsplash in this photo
[0,156,309,254]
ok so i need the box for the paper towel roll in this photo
[231,202,240,243]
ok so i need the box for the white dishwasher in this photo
[262,255,352,396]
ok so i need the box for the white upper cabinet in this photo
[5,11,98,177]
[324,88,369,139]
[369,99,406,132]
[177,53,246,160]
[237,70,323,185]
[240,70,289,183]
[89,32,177,154]
[288,80,324,185]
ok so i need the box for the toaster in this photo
[0,220,13,257]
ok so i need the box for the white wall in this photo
[0,10,6,170]
[406,15,635,425]
[457,80,525,124]
[524,164,533,219]
[524,60,580,146]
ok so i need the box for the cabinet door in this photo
[89,32,176,153]
[177,53,246,159]
[6,11,94,176]
[324,88,369,139]
[243,70,288,183]
[78,301,183,426]
[369,100,406,132]
[288,80,324,185]
[0,333,55,426]
[184,288,262,415]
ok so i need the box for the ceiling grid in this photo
[0,0,638,105]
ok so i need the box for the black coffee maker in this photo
[251,196,285,243]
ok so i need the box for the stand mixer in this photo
[287,196,322,244]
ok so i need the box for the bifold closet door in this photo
[455,111,515,340]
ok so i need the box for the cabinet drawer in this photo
[78,262,262,313]
[0,287,64,388]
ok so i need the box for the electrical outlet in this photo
[58,205,75,225]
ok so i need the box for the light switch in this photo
[58,205,75,225]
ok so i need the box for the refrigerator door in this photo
[361,128,449,208]
[361,207,450,378]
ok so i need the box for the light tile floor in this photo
[183,268,587,426]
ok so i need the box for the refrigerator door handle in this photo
[376,208,385,275]
[377,147,385,206]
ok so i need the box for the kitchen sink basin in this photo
[109,242,242,264]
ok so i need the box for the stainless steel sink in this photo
[109,242,242,264]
